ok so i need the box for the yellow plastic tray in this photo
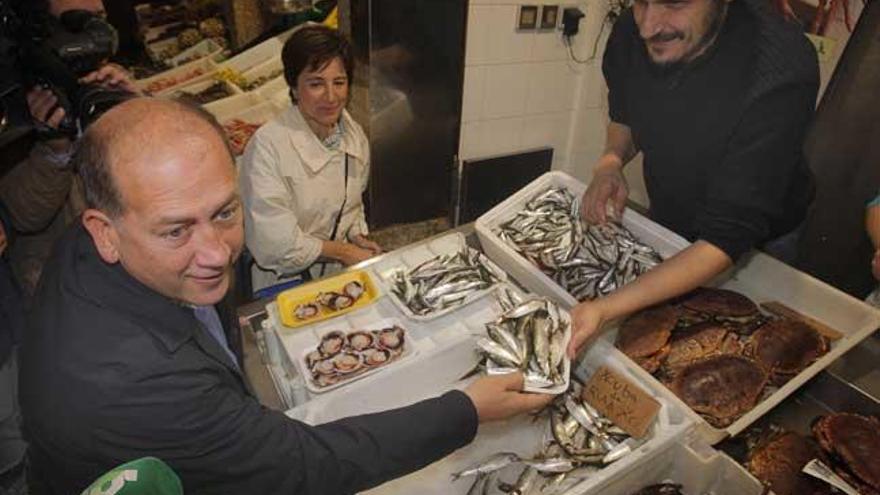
[276,270,381,329]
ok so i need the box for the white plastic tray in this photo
[171,78,242,106]
[285,338,690,495]
[239,57,284,92]
[587,440,765,495]
[167,38,226,67]
[256,76,290,109]
[603,251,880,444]
[296,317,416,394]
[136,57,217,95]
[217,100,282,127]
[203,91,264,120]
[371,232,508,321]
[145,37,178,63]
[475,171,690,310]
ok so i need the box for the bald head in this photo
[75,97,232,218]
[78,97,244,305]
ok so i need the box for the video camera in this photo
[0,0,133,147]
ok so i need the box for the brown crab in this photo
[747,431,836,495]
[670,354,768,427]
[813,413,880,495]
[744,318,829,385]
[615,304,680,373]
[678,287,766,334]
[661,322,742,378]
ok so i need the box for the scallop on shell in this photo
[376,326,405,353]
[346,331,375,351]
[305,350,324,370]
[362,348,392,367]
[330,294,355,310]
[311,358,336,376]
[318,331,345,357]
[294,302,320,320]
[333,352,365,374]
[344,280,365,300]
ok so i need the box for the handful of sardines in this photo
[494,187,663,301]
[476,289,570,393]
[452,383,645,494]
[389,246,505,317]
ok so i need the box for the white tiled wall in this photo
[459,0,650,208]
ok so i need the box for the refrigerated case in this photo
[347,0,467,229]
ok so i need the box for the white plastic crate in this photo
[284,338,691,495]
[603,251,880,444]
[370,232,508,321]
[584,440,764,495]
[475,171,689,310]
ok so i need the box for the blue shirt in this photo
[192,305,238,370]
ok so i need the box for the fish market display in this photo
[175,81,232,104]
[453,384,646,494]
[388,247,504,317]
[304,326,406,389]
[477,292,570,392]
[615,288,829,427]
[495,187,662,301]
[222,118,263,155]
[293,280,366,322]
[242,69,283,91]
[144,67,207,94]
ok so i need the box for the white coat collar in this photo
[280,104,367,174]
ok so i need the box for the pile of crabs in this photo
[745,413,880,495]
[615,287,830,427]
[304,326,406,388]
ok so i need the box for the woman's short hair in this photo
[282,25,353,97]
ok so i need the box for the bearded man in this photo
[570,0,818,352]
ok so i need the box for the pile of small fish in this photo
[477,290,569,392]
[452,384,643,494]
[495,187,663,301]
[389,247,505,316]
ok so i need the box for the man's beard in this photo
[645,0,728,75]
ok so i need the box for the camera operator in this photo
[0,0,138,300]
[0,209,26,494]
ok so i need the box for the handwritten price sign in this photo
[582,365,660,439]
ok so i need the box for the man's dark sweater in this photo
[603,0,819,260]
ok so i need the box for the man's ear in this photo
[82,209,121,264]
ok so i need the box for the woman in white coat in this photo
[240,25,382,290]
